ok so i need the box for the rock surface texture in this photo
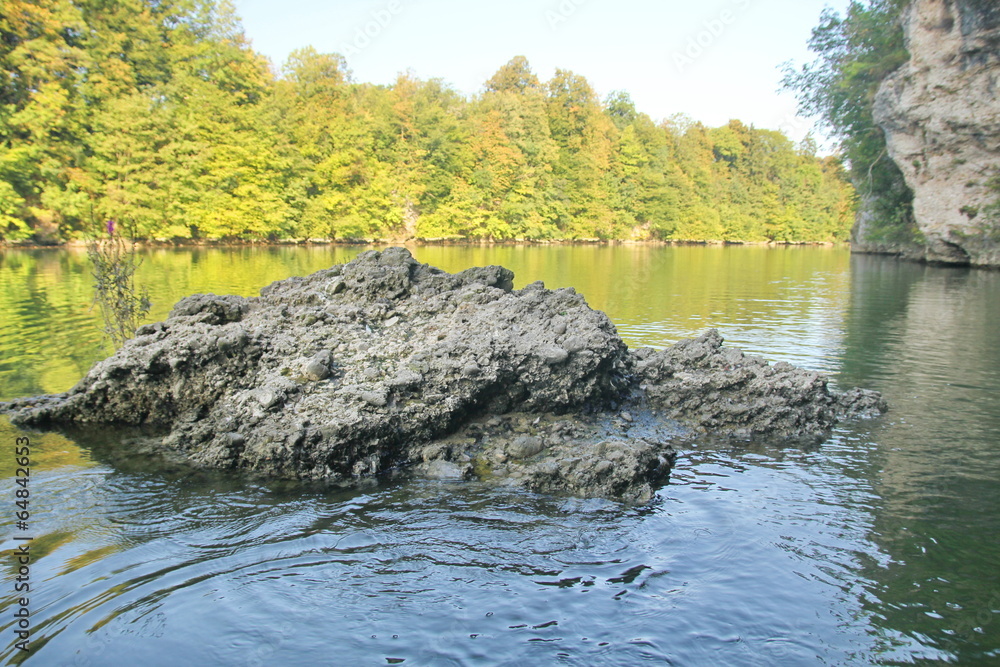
[873,0,1000,266]
[4,249,886,501]
[633,330,885,439]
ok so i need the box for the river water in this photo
[0,245,998,665]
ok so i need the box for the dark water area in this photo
[0,245,998,665]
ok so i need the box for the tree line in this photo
[1,0,857,244]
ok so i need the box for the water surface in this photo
[1,245,998,665]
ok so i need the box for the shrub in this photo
[87,220,151,348]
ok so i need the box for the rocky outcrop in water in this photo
[634,330,885,439]
[872,0,1000,266]
[3,249,886,502]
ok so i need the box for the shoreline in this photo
[2,237,845,251]
[5,238,994,269]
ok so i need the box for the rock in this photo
[871,0,1000,267]
[302,360,330,381]
[508,435,545,459]
[2,249,886,503]
[562,335,588,353]
[359,390,388,408]
[632,330,888,438]
[216,328,247,354]
[480,430,673,504]
[836,387,890,419]
[412,459,470,481]
[255,388,280,409]
[302,351,332,381]
[390,369,423,388]
[539,345,569,365]
[169,294,249,324]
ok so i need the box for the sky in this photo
[232,0,851,145]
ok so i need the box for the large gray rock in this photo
[3,248,886,501]
[8,249,629,480]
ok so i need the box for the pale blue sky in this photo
[232,0,849,144]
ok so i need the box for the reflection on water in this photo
[417,245,853,374]
[0,246,369,398]
[0,244,851,399]
[1,246,998,664]
[0,438,937,666]
[841,256,1000,662]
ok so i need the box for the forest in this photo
[1,0,857,244]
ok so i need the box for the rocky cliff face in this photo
[873,0,1000,266]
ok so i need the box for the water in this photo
[1,245,998,665]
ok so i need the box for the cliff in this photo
[872,0,1000,267]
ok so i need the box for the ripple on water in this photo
[0,454,896,665]
[2,248,999,664]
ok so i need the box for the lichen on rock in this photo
[3,248,886,502]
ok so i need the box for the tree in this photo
[546,69,616,237]
[485,55,540,94]
[0,0,90,240]
[605,90,638,130]
[782,0,918,246]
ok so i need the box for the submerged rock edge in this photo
[2,248,886,502]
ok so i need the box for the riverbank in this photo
[2,237,845,251]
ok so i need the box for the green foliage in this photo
[783,0,919,246]
[87,221,151,347]
[0,4,857,244]
[980,172,1000,240]
[986,173,1000,213]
